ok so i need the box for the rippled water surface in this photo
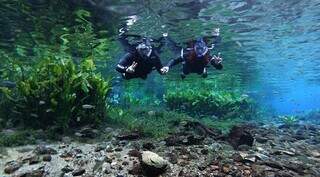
[1,0,319,115]
[102,0,320,114]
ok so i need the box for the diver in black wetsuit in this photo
[116,28,168,80]
[161,28,223,79]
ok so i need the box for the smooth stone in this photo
[62,165,74,173]
[43,155,52,162]
[141,151,168,176]
[34,145,58,155]
[72,169,86,176]
[4,161,22,174]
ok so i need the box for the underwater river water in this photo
[2,1,320,176]
[104,0,320,115]
[0,0,320,118]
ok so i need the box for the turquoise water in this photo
[1,2,320,176]
[102,0,320,115]
[1,0,320,117]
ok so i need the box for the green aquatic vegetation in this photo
[0,1,112,74]
[115,77,166,109]
[108,108,192,138]
[0,130,37,147]
[164,88,257,120]
[59,9,111,61]
[122,92,163,109]
[0,129,57,147]
[107,107,243,138]
[0,1,114,131]
[1,58,111,130]
[0,87,15,128]
[279,115,298,125]
[200,117,244,134]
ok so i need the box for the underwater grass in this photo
[107,108,193,138]
[0,130,37,147]
[107,107,247,138]
[200,117,245,134]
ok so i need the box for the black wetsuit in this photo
[116,33,166,80]
[166,35,223,77]
[167,49,223,76]
[116,51,164,80]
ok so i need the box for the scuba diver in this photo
[161,28,223,79]
[115,27,168,80]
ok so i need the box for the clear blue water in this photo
[1,0,319,116]
[104,0,320,115]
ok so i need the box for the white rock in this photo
[141,151,168,169]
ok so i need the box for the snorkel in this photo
[194,38,209,58]
[136,37,153,59]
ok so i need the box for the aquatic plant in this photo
[107,106,246,138]
[164,88,257,120]
[200,117,244,134]
[279,115,298,126]
[0,1,115,132]
[0,130,37,147]
[121,92,163,109]
[0,87,15,128]
[108,108,192,138]
[0,1,113,74]
[0,58,111,130]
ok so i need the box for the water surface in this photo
[104,0,320,115]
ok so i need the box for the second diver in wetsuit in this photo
[161,28,223,79]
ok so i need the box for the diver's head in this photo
[136,38,153,59]
[194,38,208,58]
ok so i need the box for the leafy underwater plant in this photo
[0,2,114,131]
[164,88,258,120]
[0,58,111,130]
[279,115,298,126]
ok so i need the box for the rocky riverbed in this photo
[1,121,320,177]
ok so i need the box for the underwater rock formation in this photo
[1,123,320,177]
[227,125,254,149]
[141,151,168,176]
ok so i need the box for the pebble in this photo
[72,169,85,176]
[122,161,129,166]
[4,161,22,174]
[62,165,74,173]
[43,155,52,162]
[29,155,41,165]
[114,147,123,152]
[34,145,58,155]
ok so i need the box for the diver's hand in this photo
[212,53,222,65]
[126,62,138,73]
[161,66,169,74]
[212,28,220,37]
[119,27,127,36]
